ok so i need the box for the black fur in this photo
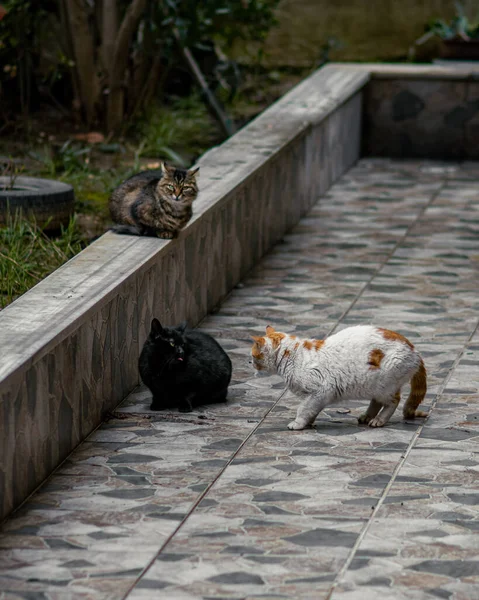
[139,318,232,412]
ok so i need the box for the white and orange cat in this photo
[251,325,427,430]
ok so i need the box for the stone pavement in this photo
[1,158,478,600]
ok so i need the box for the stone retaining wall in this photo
[364,77,479,159]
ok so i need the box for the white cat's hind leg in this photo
[288,393,331,430]
[368,391,401,428]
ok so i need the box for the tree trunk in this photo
[101,0,118,78]
[64,0,100,125]
[107,0,147,132]
[131,53,162,118]
[58,0,81,116]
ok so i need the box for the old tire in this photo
[0,176,75,231]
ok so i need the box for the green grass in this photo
[61,169,126,218]
[137,94,222,166]
[0,213,83,308]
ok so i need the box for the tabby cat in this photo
[139,318,232,412]
[251,325,427,430]
[109,162,199,238]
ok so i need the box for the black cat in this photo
[139,318,232,412]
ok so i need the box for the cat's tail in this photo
[403,357,428,419]
[110,224,143,236]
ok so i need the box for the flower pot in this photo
[440,39,479,60]
[0,176,75,230]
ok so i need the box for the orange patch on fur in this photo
[267,331,286,350]
[294,342,299,350]
[251,336,265,360]
[313,340,324,351]
[404,358,427,418]
[368,348,385,370]
[379,328,414,349]
[303,340,313,350]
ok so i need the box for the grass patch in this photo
[0,213,83,308]
[137,94,222,166]
[61,169,127,217]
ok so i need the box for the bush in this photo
[0,0,280,132]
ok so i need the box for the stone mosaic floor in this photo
[1,158,479,600]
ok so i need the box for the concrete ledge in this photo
[0,64,366,519]
[340,62,479,79]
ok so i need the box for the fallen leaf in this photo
[74,131,105,144]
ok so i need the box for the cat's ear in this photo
[151,318,164,336]
[188,167,199,178]
[177,321,187,334]
[160,161,174,175]
[265,325,275,335]
[251,335,265,345]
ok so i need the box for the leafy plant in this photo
[1,0,280,131]
[0,158,24,190]
[427,2,479,40]
[162,0,280,50]
[28,141,91,176]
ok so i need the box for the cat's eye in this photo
[166,185,175,192]
[170,341,175,347]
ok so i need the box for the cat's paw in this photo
[415,410,428,418]
[157,230,176,239]
[368,417,386,428]
[403,409,428,419]
[287,420,308,430]
[358,413,372,425]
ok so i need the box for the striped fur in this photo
[109,162,199,238]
